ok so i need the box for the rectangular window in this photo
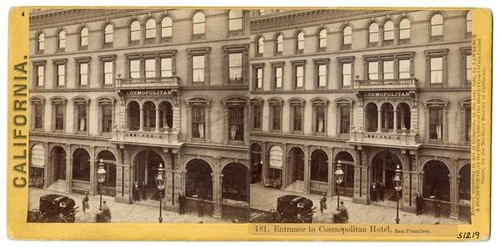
[318,64,327,87]
[102,104,112,133]
[466,54,471,85]
[429,108,443,140]
[383,61,394,79]
[228,107,244,141]
[193,55,205,83]
[255,68,263,89]
[37,65,44,87]
[295,65,304,88]
[229,53,243,80]
[293,105,302,131]
[57,64,65,86]
[316,105,325,133]
[191,106,205,139]
[465,108,471,142]
[161,58,172,77]
[103,61,113,85]
[145,59,156,78]
[77,104,87,132]
[131,29,140,42]
[55,104,64,130]
[271,105,281,131]
[130,60,140,79]
[252,104,261,129]
[274,67,283,89]
[79,63,89,86]
[368,61,378,80]
[340,105,351,134]
[34,104,43,129]
[430,57,443,84]
[342,63,352,87]
[399,59,410,79]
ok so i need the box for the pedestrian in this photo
[82,192,90,213]
[319,192,327,214]
[378,181,385,201]
[339,201,349,223]
[332,209,343,223]
[102,201,111,222]
[178,192,186,215]
[371,182,378,202]
[133,181,140,201]
[434,198,441,218]
[415,192,424,215]
[141,181,147,201]
[198,199,204,217]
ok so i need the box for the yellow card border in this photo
[7,6,492,241]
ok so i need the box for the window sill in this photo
[190,138,206,142]
[228,140,245,145]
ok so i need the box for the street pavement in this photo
[28,187,228,223]
[250,184,467,224]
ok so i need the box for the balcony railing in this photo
[349,129,419,147]
[112,129,180,145]
[116,77,179,89]
[353,78,417,90]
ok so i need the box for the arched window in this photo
[275,34,283,54]
[466,11,472,34]
[80,27,89,48]
[104,24,114,45]
[145,18,156,40]
[342,26,352,47]
[399,18,411,41]
[296,31,305,53]
[161,16,173,39]
[256,36,264,55]
[383,21,394,41]
[193,12,206,37]
[318,28,327,50]
[58,30,66,50]
[229,10,243,31]
[130,20,140,43]
[368,22,379,44]
[431,13,444,38]
[37,33,45,53]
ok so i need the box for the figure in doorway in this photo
[319,192,327,214]
[370,182,378,202]
[198,199,204,217]
[141,181,147,201]
[415,192,424,215]
[133,181,140,202]
[178,192,186,215]
[434,197,441,218]
[378,181,385,201]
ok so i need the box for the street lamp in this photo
[393,164,403,224]
[155,163,165,223]
[334,160,344,209]
[96,159,107,211]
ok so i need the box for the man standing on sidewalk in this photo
[82,192,89,213]
[102,201,111,223]
[141,181,147,201]
[133,181,140,202]
[178,192,186,215]
[415,192,424,215]
[319,192,327,214]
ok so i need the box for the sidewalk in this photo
[250,184,467,224]
[28,187,228,223]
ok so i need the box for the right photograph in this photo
[248,9,471,225]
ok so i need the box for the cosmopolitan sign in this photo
[364,91,411,97]
[125,90,175,96]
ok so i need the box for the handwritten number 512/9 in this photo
[457,232,480,239]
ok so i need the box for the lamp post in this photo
[393,164,403,224]
[334,160,344,209]
[155,163,165,223]
[96,159,107,211]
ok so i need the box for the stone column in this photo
[212,169,222,218]
[89,149,95,196]
[377,109,382,133]
[393,109,398,133]
[262,143,268,186]
[139,106,144,131]
[67,151,72,193]
[155,106,160,132]
[304,145,310,194]
[327,149,334,197]
[449,159,459,219]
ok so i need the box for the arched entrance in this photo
[459,164,471,202]
[127,101,140,131]
[371,150,401,201]
[310,149,328,193]
[365,103,378,132]
[380,103,394,132]
[396,103,411,131]
[335,151,355,197]
[97,150,117,196]
[222,163,249,202]
[72,148,90,182]
[288,147,305,184]
[185,159,213,200]
[134,150,164,201]
[423,160,450,201]
[250,144,262,184]
[142,101,156,131]
[50,146,66,183]
[158,101,173,130]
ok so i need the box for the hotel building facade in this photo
[248,9,472,219]
[29,8,250,220]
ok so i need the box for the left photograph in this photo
[27,8,250,223]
